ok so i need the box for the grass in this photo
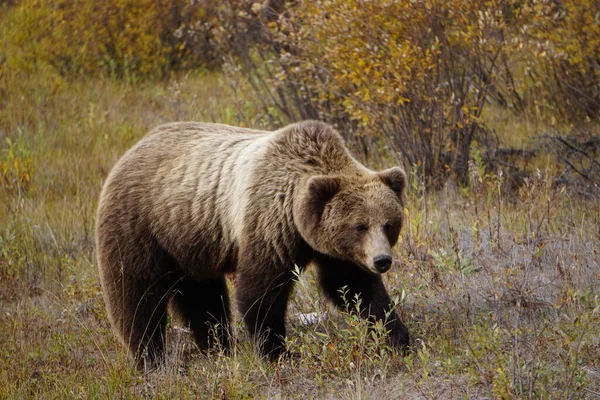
[1,73,599,399]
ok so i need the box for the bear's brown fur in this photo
[96,120,409,368]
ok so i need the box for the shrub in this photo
[0,135,33,196]
[520,0,600,123]
[0,0,216,81]
[214,0,599,187]
[214,0,522,186]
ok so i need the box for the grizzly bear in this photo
[96,120,409,369]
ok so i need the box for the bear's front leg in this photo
[236,269,294,361]
[315,256,409,351]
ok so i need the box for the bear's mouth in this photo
[354,254,393,275]
[356,261,388,275]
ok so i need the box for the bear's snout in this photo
[373,254,393,273]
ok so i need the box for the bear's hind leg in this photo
[116,272,173,371]
[170,276,231,352]
[100,238,178,371]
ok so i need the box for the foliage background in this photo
[1,0,599,398]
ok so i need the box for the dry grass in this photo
[1,74,598,399]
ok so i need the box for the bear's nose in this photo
[373,255,392,273]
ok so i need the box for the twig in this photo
[539,135,600,169]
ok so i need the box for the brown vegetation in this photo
[1,0,599,398]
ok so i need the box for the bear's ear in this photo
[307,175,341,210]
[379,167,406,202]
[295,175,341,249]
[297,175,341,234]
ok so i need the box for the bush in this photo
[520,0,600,123]
[214,0,598,187]
[0,0,216,81]
[215,0,521,187]
[3,0,595,185]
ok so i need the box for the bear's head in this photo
[295,167,406,274]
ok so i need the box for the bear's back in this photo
[98,122,274,276]
[97,121,356,277]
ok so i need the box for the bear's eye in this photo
[383,222,393,231]
[355,224,368,232]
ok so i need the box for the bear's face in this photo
[295,167,406,274]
